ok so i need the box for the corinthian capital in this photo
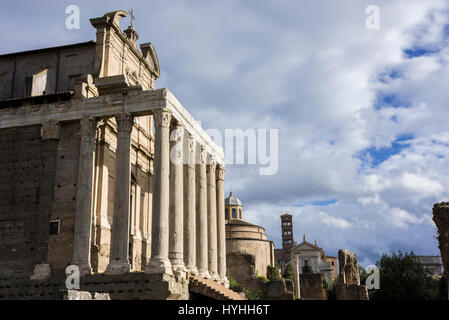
[188,135,196,153]
[170,122,184,142]
[208,155,217,173]
[154,109,171,128]
[115,113,134,133]
[199,145,207,165]
[216,165,225,181]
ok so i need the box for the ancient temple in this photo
[0,10,237,300]
[225,192,275,286]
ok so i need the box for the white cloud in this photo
[318,211,352,229]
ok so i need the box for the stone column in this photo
[196,146,209,278]
[30,121,60,280]
[105,113,134,274]
[146,109,173,275]
[184,135,198,274]
[207,156,219,281]
[72,118,97,276]
[216,165,228,286]
[169,122,186,276]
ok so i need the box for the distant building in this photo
[323,256,338,281]
[274,213,295,268]
[290,235,334,284]
[225,192,275,285]
[416,256,443,277]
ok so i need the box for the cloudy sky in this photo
[3,0,449,266]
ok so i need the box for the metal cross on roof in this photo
[128,9,135,27]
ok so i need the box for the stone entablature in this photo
[0,88,224,164]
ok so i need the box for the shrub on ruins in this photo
[282,264,294,281]
[370,251,440,300]
[267,265,282,281]
[255,270,269,283]
[244,288,265,300]
[227,275,244,293]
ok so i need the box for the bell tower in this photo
[281,213,294,254]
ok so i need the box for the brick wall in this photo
[0,125,58,277]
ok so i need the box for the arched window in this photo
[225,208,229,220]
[232,208,236,219]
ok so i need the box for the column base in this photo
[210,273,220,282]
[71,262,93,276]
[30,264,51,280]
[105,260,131,275]
[198,270,211,279]
[172,263,187,280]
[186,266,198,275]
[145,257,173,275]
[221,277,230,288]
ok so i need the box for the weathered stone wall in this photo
[226,252,256,285]
[0,273,188,300]
[338,249,360,285]
[266,279,295,300]
[299,273,325,300]
[433,202,449,291]
[226,238,273,278]
[0,125,57,278]
[336,249,369,300]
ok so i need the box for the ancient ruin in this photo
[433,202,449,298]
[0,9,236,300]
[336,249,369,300]
[224,193,275,291]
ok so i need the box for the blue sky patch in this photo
[357,134,414,167]
[378,69,403,83]
[374,93,411,110]
[403,46,439,59]
[293,199,338,207]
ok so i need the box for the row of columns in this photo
[71,109,228,286]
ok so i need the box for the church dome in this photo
[225,192,242,206]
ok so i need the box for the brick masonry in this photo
[0,125,58,278]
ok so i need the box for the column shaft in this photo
[207,157,219,280]
[105,114,134,274]
[196,146,209,277]
[216,165,228,286]
[72,118,96,275]
[146,109,173,275]
[169,123,186,273]
[184,135,198,274]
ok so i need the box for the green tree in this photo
[282,264,294,281]
[359,265,368,286]
[370,251,440,300]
